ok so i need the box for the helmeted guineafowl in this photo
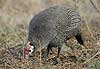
[26,5,84,64]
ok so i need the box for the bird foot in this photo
[53,58,60,65]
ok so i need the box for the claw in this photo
[53,58,60,65]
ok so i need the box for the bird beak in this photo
[24,42,31,59]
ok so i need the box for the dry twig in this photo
[89,0,100,13]
[83,51,100,64]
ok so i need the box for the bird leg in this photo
[43,44,52,60]
[53,46,61,65]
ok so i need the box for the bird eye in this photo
[29,50,31,52]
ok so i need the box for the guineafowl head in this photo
[24,42,35,59]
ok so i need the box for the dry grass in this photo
[0,0,100,69]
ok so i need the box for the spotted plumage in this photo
[27,5,84,64]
